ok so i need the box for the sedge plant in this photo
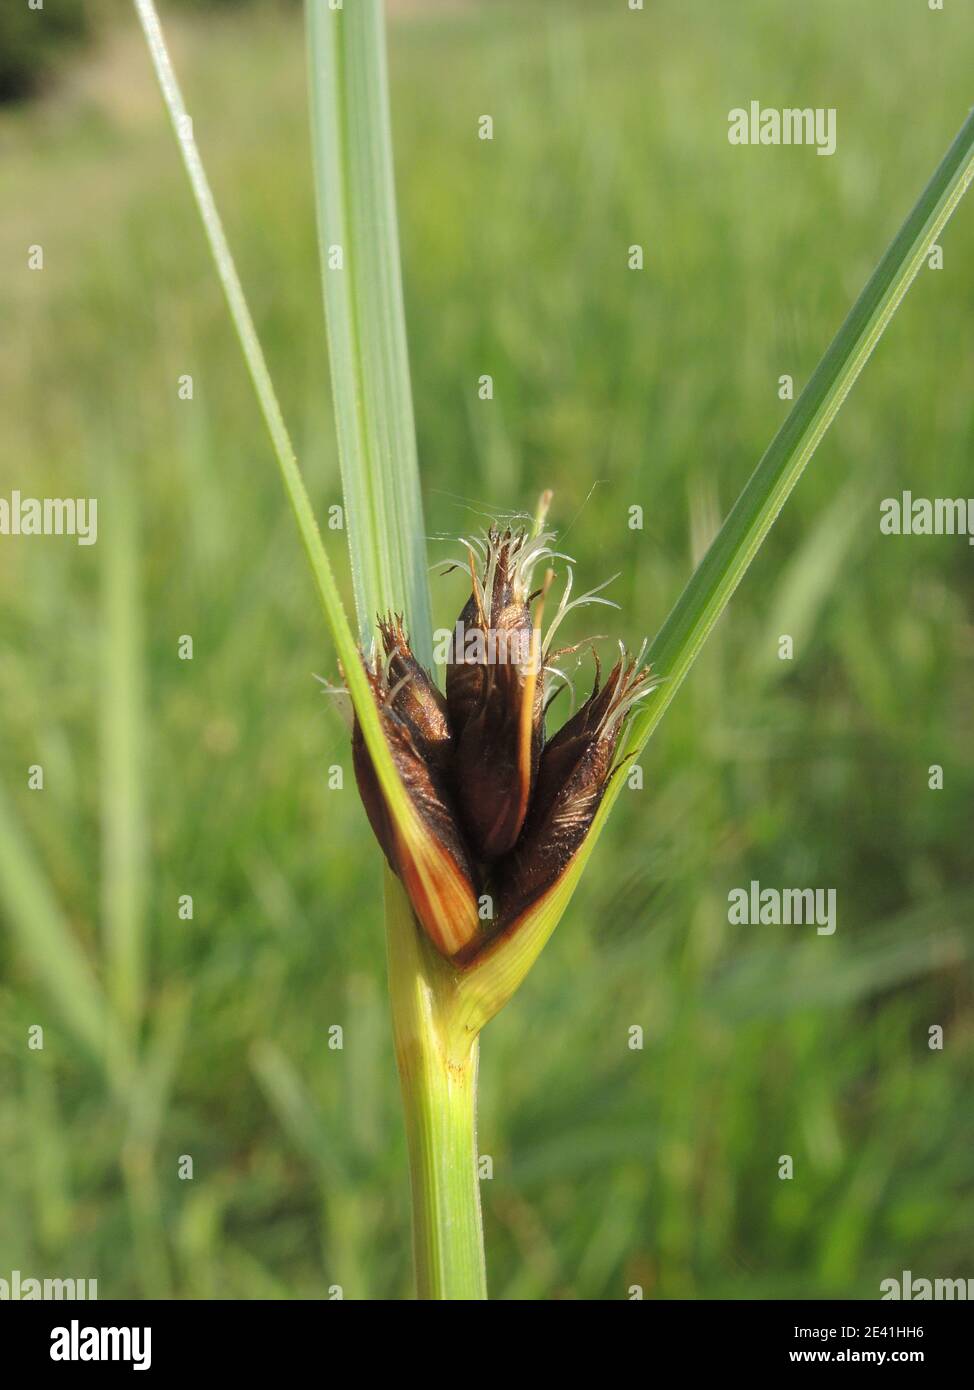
[133,0,974,1299]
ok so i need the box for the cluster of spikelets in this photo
[351,521,657,964]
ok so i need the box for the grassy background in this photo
[1,0,972,1299]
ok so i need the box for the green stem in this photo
[307,0,481,1295]
[134,0,484,1299]
[385,871,486,1300]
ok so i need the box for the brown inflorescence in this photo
[351,525,656,964]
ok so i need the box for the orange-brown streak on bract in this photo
[393,822,477,959]
[515,568,553,830]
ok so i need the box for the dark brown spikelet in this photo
[446,527,546,860]
[496,653,656,927]
[351,624,481,961]
[377,614,453,778]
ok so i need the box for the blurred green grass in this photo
[0,0,972,1299]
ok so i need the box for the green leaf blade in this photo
[131,0,425,855]
[627,106,974,763]
[307,0,432,665]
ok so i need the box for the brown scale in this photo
[446,528,545,861]
[495,654,655,931]
[376,614,453,778]
[352,638,480,960]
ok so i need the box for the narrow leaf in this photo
[132,0,428,872]
[100,465,148,1044]
[0,782,126,1080]
[306,0,433,664]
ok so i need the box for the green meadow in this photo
[0,0,971,1299]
